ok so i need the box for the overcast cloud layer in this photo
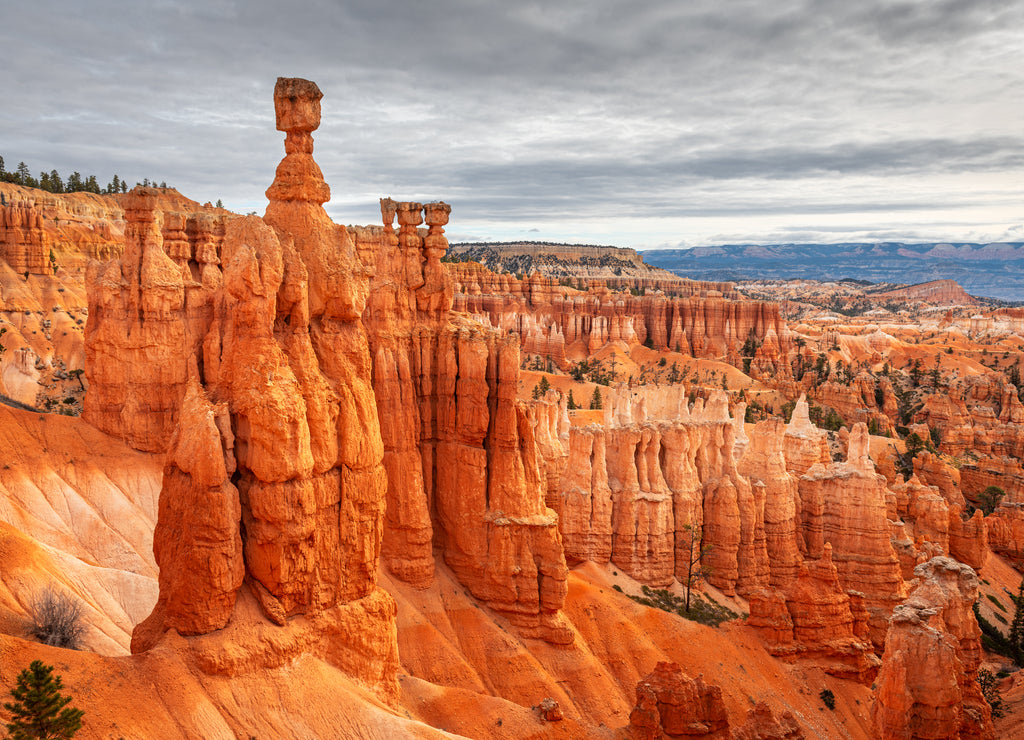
[3,0,1023,248]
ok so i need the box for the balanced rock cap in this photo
[274,77,323,133]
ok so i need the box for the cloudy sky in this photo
[3,0,1023,248]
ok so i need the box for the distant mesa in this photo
[869,279,978,306]
[447,241,676,282]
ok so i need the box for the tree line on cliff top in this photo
[0,155,169,196]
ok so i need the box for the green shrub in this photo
[819,688,836,710]
[627,585,738,628]
[979,486,1005,516]
[975,601,1015,660]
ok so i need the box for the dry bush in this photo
[28,587,85,650]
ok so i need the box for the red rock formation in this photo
[628,661,806,739]
[913,452,966,507]
[603,383,691,427]
[629,662,730,739]
[731,702,805,740]
[782,395,830,478]
[357,198,446,587]
[0,197,50,274]
[891,475,950,553]
[960,456,1024,505]
[871,556,994,740]
[81,79,571,648]
[556,425,615,564]
[913,374,1024,502]
[746,543,878,682]
[948,506,989,571]
[545,392,772,595]
[425,319,571,642]
[131,374,243,643]
[447,255,737,296]
[128,78,399,699]
[797,423,905,647]
[987,503,1024,566]
[916,392,973,454]
[357,198,571,640]
[696,401,771,597]
[736,418,801,588]
[84,189,195,451]
[810,372,892,433]
[886,470,991,572]
[606,425,677,586]
[530,390,570,509]
[82,181,230,453]
[0,181,223,417]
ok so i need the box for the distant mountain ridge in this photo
[642,242,1024,300]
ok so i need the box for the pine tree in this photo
[589,386,603,410]
[215,198,223,208]
[979,485,1005,516]
[1009,578,1024,666]
[567,389,577,410]
[4,660,84,740]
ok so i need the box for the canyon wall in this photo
[448,262,792,374]
[0,183,124,275]
[0,182,224,411]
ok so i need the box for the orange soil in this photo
[386,561,873,738]
[0,406,161,654]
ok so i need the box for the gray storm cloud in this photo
[3,0,1023,246]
